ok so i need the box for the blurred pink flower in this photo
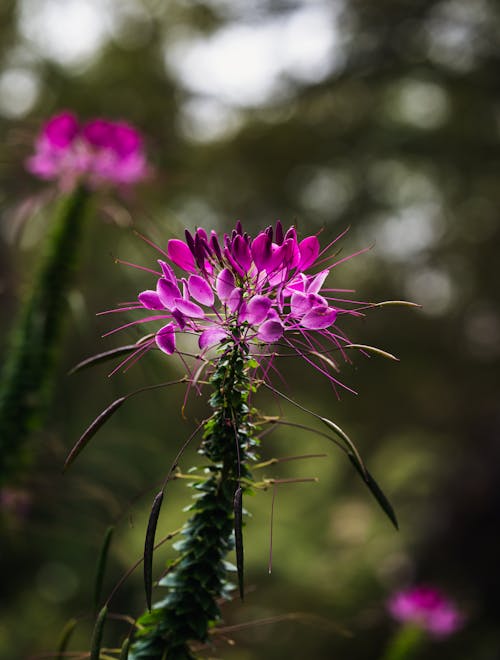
[388,586,464,638]
[26,111,149,190]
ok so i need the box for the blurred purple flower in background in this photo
[388,585,464,638]
[26,111,149,189]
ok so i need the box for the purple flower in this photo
[388,586,464,638]
[26,111,149,190]
[105,221,366,392]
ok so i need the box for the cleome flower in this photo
[388,585,464,638]
[26,111,149,189]
[105,221,367,392]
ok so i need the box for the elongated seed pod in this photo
[144,491,164,610]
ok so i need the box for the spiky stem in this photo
[0,186,89,483]
[130,342,258,660]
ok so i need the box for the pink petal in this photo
[257,319,284,343]
[298,235,320,271]
[156,323,176,354]
[232,235,252,270]
[216,268,236,303]
[188,274,214,306]
[281,237,300,269]
[158,260,176,282]
[167,239,197,273]
[245,295,272,324]
[173,298,205,318]
[138,290,164,310]
[157,278,181,309]
[290,292,312,317]
[199,327,228,350]
[227,288,242,313]
[251,232,272,271]
[307,270,329,294]
[300,306,337,329]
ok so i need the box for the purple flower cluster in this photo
[26,111,149,189]
[108,221,362,389]
[388,586,464,638]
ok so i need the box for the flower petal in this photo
[173,298,205,318]
[257,319,284,342]
[300,306,337,329]
[158,260,176,282]
[216,268,236,302]
[298,236,320,271]
[156,323,176,354]
[199,327,228,350]
[139,290,164,310]
[232,234,252,270]
[245,295,272,324]
[188,274,214,306]
[228,288,243,313]
[157,278,181,309]
[307,269,329,294]
[167,239,197,273]
[251,232,272,271]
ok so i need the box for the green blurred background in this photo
[1,0,499,658]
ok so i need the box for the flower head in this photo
[107,221,365,391]
[26,111,149,190]
[388,586,464,638]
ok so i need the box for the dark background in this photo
[1,1,499,658]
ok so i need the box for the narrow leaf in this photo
[372,300,421,308]
[144,490,164,610]
[234,487,244,600]
[64,397,126,471]
[344,344,399,361]
[319,417,368,478]
[119,637,130,660]
[68,345,138,375]
[56,618,77,659]
[348,454,399,530]
[94,526,114,613]
[90,605,107,660]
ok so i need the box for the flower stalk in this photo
[0,185,89,483]
[130,341,258,660]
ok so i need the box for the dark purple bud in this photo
[210,232,223,264]
[235,220,243,235]
[284,226,296,242]
[184,229,196,256]
[194,233,206,270]
[265,225,273,241]
[275,220,284,245]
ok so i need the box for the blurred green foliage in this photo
[1,1,499,658]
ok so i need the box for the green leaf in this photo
[347,454,399,529]
[144,491,164,610]
[90,605,107,660]
[94,526,114,613]
[68,345,139,375]
[64,397,126,471]
[319,417,368,478]
[56,618,77,659]
[119,636,130,660]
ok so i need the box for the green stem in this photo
[381,624,426,660]
[0,185,90,484]
[130,343,258,660]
